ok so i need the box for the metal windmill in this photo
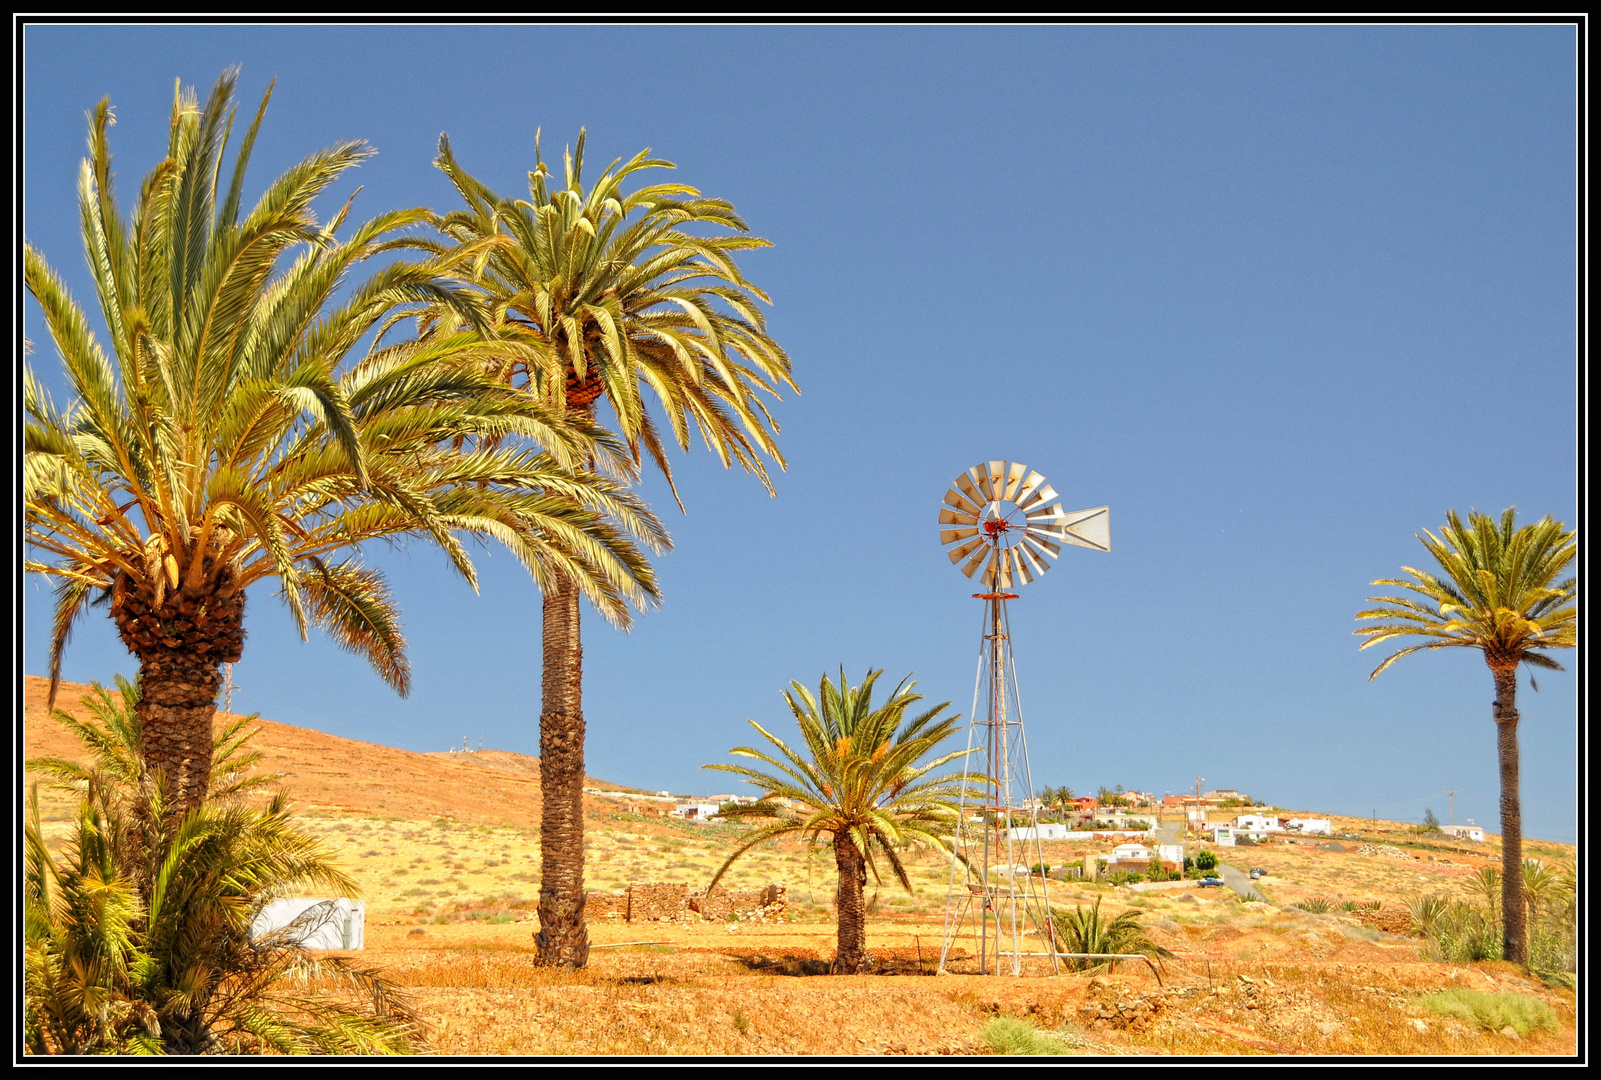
[935,460,1109,975]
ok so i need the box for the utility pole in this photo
[1445,789,1457,827]
[223,663,238,714]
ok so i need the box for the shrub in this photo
[1418,991,1557,1036]
[1423,902,1501,963]
[1050,898,1173,974]
[980,1016,1071,1056]
[25,680,418,1055]
[1403,893,1451,937]
[1194,851,1218,872]
[1295,898,1332,914]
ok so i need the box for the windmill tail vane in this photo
[935,459,1109,977]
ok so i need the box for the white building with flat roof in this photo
[1006,822,1072,841]
[1286,817,1332,835]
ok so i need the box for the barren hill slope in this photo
[23,676,627,828]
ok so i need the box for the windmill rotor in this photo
[937,460,1109,589]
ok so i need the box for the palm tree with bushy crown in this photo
[1356,507,1575,966]
[426,131,794,966]
[703,669,979,974]
[24,71,662,819]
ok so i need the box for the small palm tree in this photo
[1521,858,1557,933]
[429,132,793,967]
[24,72,659,817]
[25,678,418,1054]
[702,669,976,974]
[1051,897,1173,974]
[1469,865,1502,922]
[1356,508,1575,965]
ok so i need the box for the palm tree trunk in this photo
[833,833,868,974]
[113,575,246,819]
[136,654,224,816]
[1492,665,1527,966]
[536,568,589,967]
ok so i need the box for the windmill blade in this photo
[982,549,1012,589]
[1002,461,1028,502]
[939,508,979,526]
[978,548,1002,586]
[1017,542,1050,578]
[986,461,1008,499]
[1010,548,1034,586]
[1022,533,1061,559]
[947,536,986,564]
[1017,482,1058,512]
[1014,470,1046,507]
[954,472,986,508]
[960,544,990,579]
[943,489,982,515]
[1024,503,1066,522]
[940,527,980,545]
[1059,506,1110,551]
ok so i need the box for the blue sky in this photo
[22,25,1579,841]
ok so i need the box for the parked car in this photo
[1249,868,1265,879]
[1198,876,1224,888]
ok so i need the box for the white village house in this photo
[1232,814,1285,836]
[1285,817,1332,835]
[1006,822,1073,841]
[1442,824,1486,842]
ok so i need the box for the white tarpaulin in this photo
[251,898,365,950]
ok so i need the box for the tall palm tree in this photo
[429,132,795,966]
[703,669,977,974]
[1356,507,1576,965]
[24,72,659,818]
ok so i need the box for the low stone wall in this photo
[584,890,629,922]
[583,882,788,924]
[626,882,689,922]
[692,883,787,921]
[1352,906,1414,936]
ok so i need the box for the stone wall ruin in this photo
[582,882,787,924]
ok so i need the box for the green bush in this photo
[1194,851,1218,872]
[1423,902,1501,963]
[1418,991,1557,1036]
[980,1016,1071,1055]
[1295,898,1332,914]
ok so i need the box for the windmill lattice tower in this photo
[934,460,1109,976]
